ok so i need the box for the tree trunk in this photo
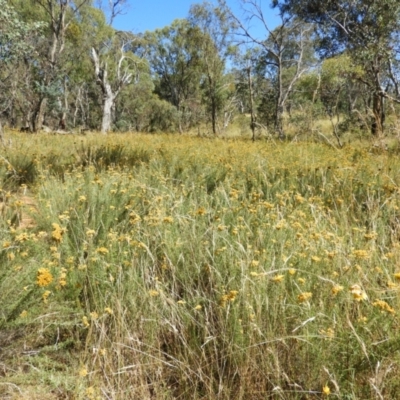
[33,97,47,132]
[59,78,69,129]
[275,55,285,139]
[91,47,132,134]
[211,101,217,135]
[275,105,284,139]
[247,67,257,142]
[210,86,217,135]
[101,95,114,133]
[371,91,384,137]
[0,120,4,145]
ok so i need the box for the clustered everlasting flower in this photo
[37,268,53,287]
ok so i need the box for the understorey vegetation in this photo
[1,132,400,398]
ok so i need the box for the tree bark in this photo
[101,92,115,133]
[247,66,257,141]
[33,97,47,132]
[371,90,384,137]
[0,120,4,145]
[91,47,132,134]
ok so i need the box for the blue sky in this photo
[113,0,280,39]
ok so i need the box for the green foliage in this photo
[275,0,400,135]
[188,2,235,134]
[144,19,207,131]
[0,0,44,63]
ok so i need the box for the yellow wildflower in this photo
[96,247,109,255]
[42,290,51,303]
[227,290,238,300]
[148,290,159,297]
[319,328,335,339]
[393,272,400,281]
[322,385,330,396]
[387,281,397,289]
[129,211,141,224]
[364,232,377,240]
[90,311,98,320]
[86,229,96,237]
[58,268,67,287]
[85,387,95,399]
[19,310,28,318]
[82,316,90,327]
[220,290,239,307]
[36,268,53,287]
[37,231,48,239]
[15,233,29,243]
[250,260,260,267]
[331,285,344,296]
[352,249,370,260]
[298,292,312,303]
[51,223,66,243]
[349,284,368,301]
[373,299,395,314]
[195,207,207,215]
[272,274,284,283]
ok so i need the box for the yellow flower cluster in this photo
[349,284,368,301]
[372,299,395,314]
[220,290,239,307]
[36,268,53,287]
[96,247,109,255]
[51,223,66,243]
[298,292,312,303]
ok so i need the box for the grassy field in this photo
[1,131,400,399]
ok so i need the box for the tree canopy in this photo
[1,0,400,139]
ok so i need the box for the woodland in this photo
[1,0,400,142]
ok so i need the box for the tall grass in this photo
[1,132,400,399]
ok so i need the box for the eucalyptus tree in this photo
[144,19,205,132]
[0,0,44,137]
[24,0,92,131]
[91,31,144,133]
[274,0,400,136]
[188,2,235,135]
[219,0,314,138]
[232,48,266,140]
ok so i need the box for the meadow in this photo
[1,131,400,399]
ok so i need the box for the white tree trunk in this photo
[101,94,114,133]
[92,47,132,134]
